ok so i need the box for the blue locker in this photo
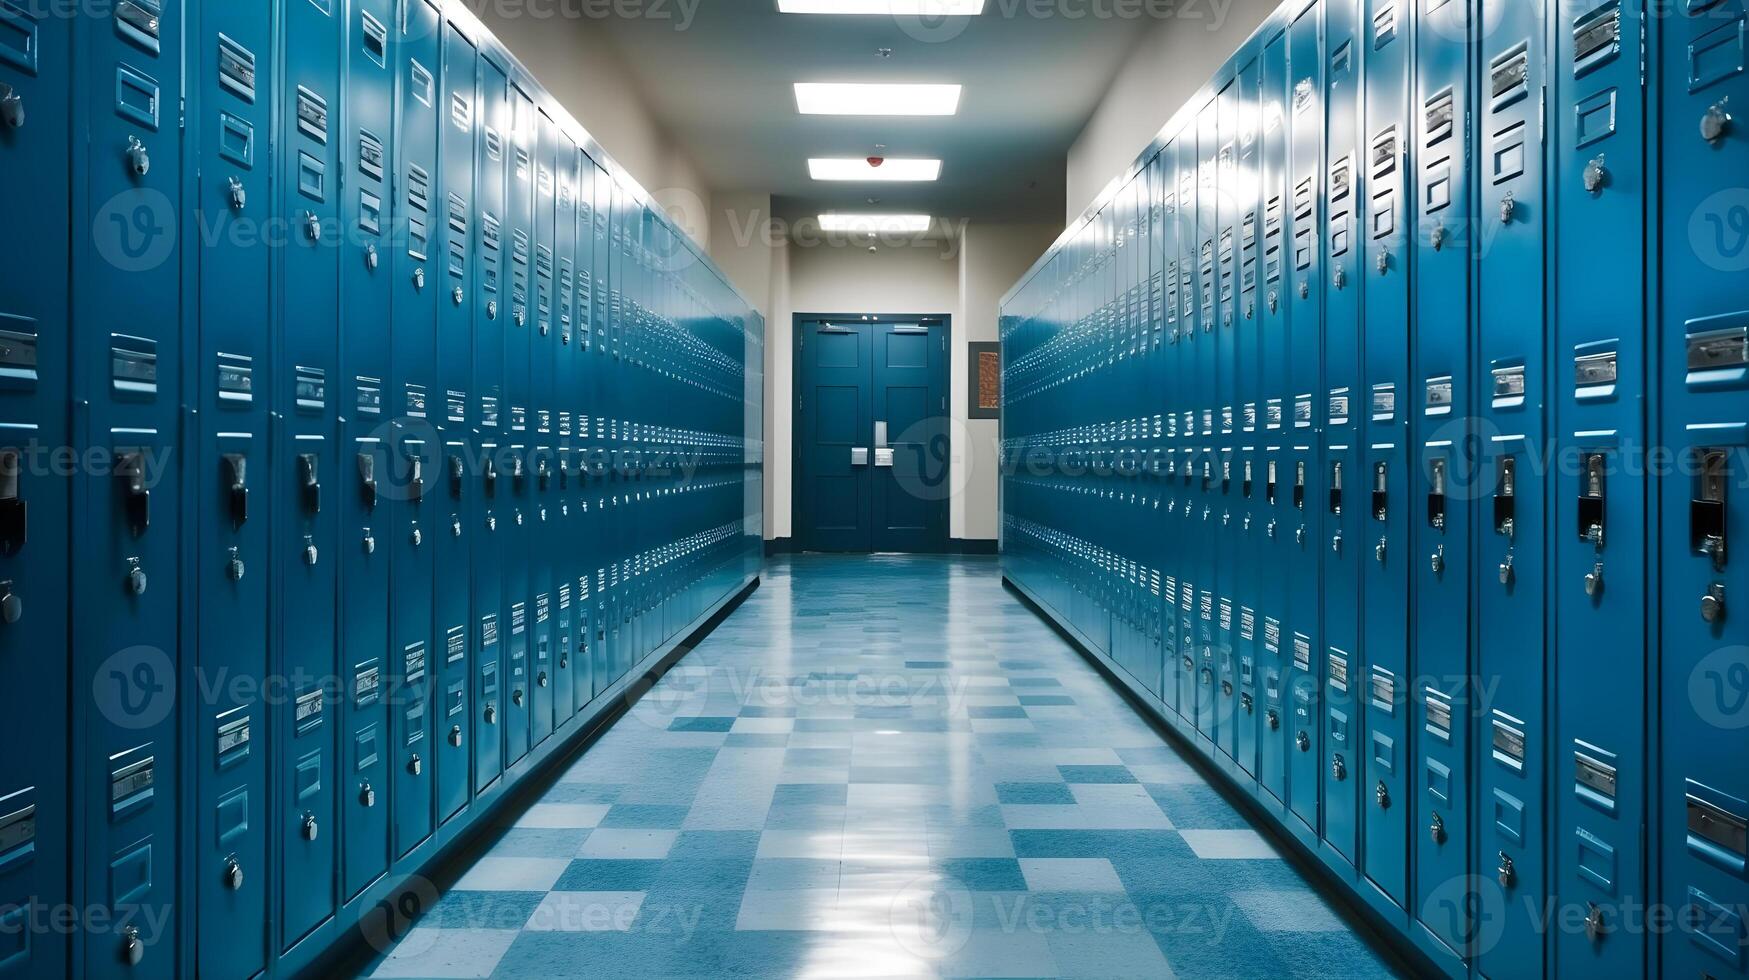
[1146,151,1172,706]
[590,161,613,698]
[72,0,184,969]
[1321,0,1363,870]
[574,157,598,711]
[1257,21,1292,808]
[1285,0,1326,843]
[1552,0,1650,973]
[272,0,344,955]
[1157,142,1184,721]
[529,107,558,750]
[1232,47,1264,783]
[1215,65,1242,767]
[550,130,580,727]
[1410,0,1475,962]
[390,0,443,861]
[191,0,278,960]
[0,6,68,977]
[434,17,477,825]
[338,0,396,911]
[1359,0,1412,911]
[1193,94,1220,749]
[1474,0,1552,974]
[1659,0,1749,976]
[473,50,508,794]
[1174,129,1200,735]
[501,76,535,768]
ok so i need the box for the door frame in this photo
[791,312,953,553]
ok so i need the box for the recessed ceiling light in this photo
[795,83,962,116]
[809,158,941,182]
[777,0,985,14]
[819,213,932,233]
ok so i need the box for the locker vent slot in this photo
[0,799,36,868]
[110,335,159,395]
[0,324,39,384]
[115,0,161,53]
[446,625,467,664]
[1687,18,1745,92]
[1575,750,1618,802]
[1687,790,1749,870]
[1491,715,1526,768]
[1424,693,1452,739]
[1687,324,1749,373]
[216,711,252,768]
[405,642,428,685]
[485,127,503,161]
[354,662,382,707]
[218,34,257,102]
[0,3,38,74]
[1575,350,1618,388]
[358,130,385,182]
[1372,1,1396,47]
[1573,1,1622,76]
[115,64,161,130]
[109,757,154,811]
[409,59,434,107]
[1490,42,1532,111]
[360,10,387,67]
[1329,157,1352,201]
[359,190,382,235]
[1294,77,1314,115]
[295,366,326,411]
[1424,88,1455,146]
[296,86,329,143]
[294,690,324,735]
[450,90,471,130]
[407,164,431,212]
[1327,652,1349,691]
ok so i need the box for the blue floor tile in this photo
[996,782,1078,805]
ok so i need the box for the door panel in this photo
[799,321,872,552]
[872,322,948,552]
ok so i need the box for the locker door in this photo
[1156,142,1183,720]
[0,7,68,977]
[1194,93,1220,748]
[574,157,597,712]
[1145,152,1171,705]
[1360,0,1412,910]
[337,0,395,911]
[473,51,508,794]
[1552,0,1650,973]
[1321,0,1363,869]
[529,107,557,750]
[1659,0,1749,976]
[1285,0,1326,842]
[72,0,184,969]
[191,0,278,960]
[1174,133,1200,734]
[550,132,580,728]
[272,0,344,955]
[1257,23,1292,807]
[1232,49,1264,782]
[589,161,611,698]
[1474,0,1551,974]
[501,76,535,768]
[1215,67,1242,766]
[434,19,477,825]
[1410,0,1475,961]
[390,0,442,860]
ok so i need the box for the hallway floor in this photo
[362,555,1401,979]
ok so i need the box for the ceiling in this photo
[593,0,1151,224]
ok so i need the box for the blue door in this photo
[796,317,949,553]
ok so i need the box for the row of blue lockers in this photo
[999,0,1746,976]
[0,0,765,975]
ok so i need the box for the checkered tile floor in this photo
[362,555,1401,979]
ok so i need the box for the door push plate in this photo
[874,449,895,468]
[851,448,869,466]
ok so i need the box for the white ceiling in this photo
[593,0,1151,223]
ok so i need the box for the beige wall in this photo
[1065,0,1277,224]
[479,7,715,246]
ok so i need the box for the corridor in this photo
[361,556,1401,979]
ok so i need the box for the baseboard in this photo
[764,537,795,556]
[948,538,998,555]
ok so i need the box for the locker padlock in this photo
[453,286,464,305]
[366,243,379,270]
[1701,101,1732,143]
[1245,301,1255,320]
[1296,730,1310,752]
[227,548,245,582]
[409,754,422,776]
[1332,530,1343,554]
[449,725,463,747]
[1331,754,1346,781]
[0,582,20,625]
[125,559,148,596]
[1430,545,1445,575]
[1334,267,1347,289]
[303,538,319,566]
[221,454,249,524]
[537,671,548,688]
[1221,679,1233,697]
[1375,537,1387,564]
[355,452,375,510]
[449,454,465,492]
[227,176,246,212]
[539,507,547,523]
[487,514,497,532]
[1702,584,1726,624]
[1583,155,1607,193]
[121,926,143,966]
[1221,511,1230,527]
[511,689,523,706]
[1296,526,1305,546]
[0,454,24,554]
[1425,813,1447,845]
[1376,251,1389,276]
[304,212,321,242]
[0,82,22,129]
[299,453,322,513]
[1266,708,1279,731]
[1585,903,1606,943]
[362,532,375,555]
[1497,852,1516,889]
[125,135,150,177]
[359,783,376,807]
[408,456,425,503]
[515,307,526,327]
[515,510,524,527]
[482,457,497,493]
[1499,192,1516,224]
[223,857,244,890]
[1268,291,1279,313]
[1431,224,1446,251]
[410,525,422,548]
[1183,656,1195,673]
[1266,519,1276,539]
[1299,280,1309,299]
[538,458,550,490]
[1499,553,1515,586]
[1585,561,1604,597]
[1240,691,1253,714]
[451,517,462,537]
[1375,781,1390,809]
[487,300,498,320]
[414,267,426,290]
[301,813,318,841]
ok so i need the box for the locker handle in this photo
[407,455,424,503]
[116,451,151,533]
[297,453,320,513]
[0,83,22,129]
[0,450,25,553]
[125,135,149,178]
[222,453,250,524]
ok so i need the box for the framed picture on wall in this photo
[969,342,1001,421]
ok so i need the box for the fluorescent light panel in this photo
[818,213,932,233]
[795,82,962,116]
[808,158,942,182]
[777,0,985,14]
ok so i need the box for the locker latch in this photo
[406,455,424,504]
[1372,462,1388,522]
[1242,461,1253,499]
[482,457,497,496]
[125,135,150,178]
[0,449,25,553]
[1578,452,1606,549]
[1427,458,1447,530]
[227,176,246,213]
[1265,460,1278,505]
[1493,456,1517,539]
[0,82,21,130]
[1293,461,1306,510]
[1693,449,1728,571]
[294,453,318,514]
[220,453,249,525]
[449,454,466,497]
[116,451,151,534]
[511,455,526,490]
[537,457,551,491]
[1701,100,1733,144]
[355,455,376,507]
[1329,460,1344,517]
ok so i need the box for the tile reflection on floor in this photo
[363,555,1401,979]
